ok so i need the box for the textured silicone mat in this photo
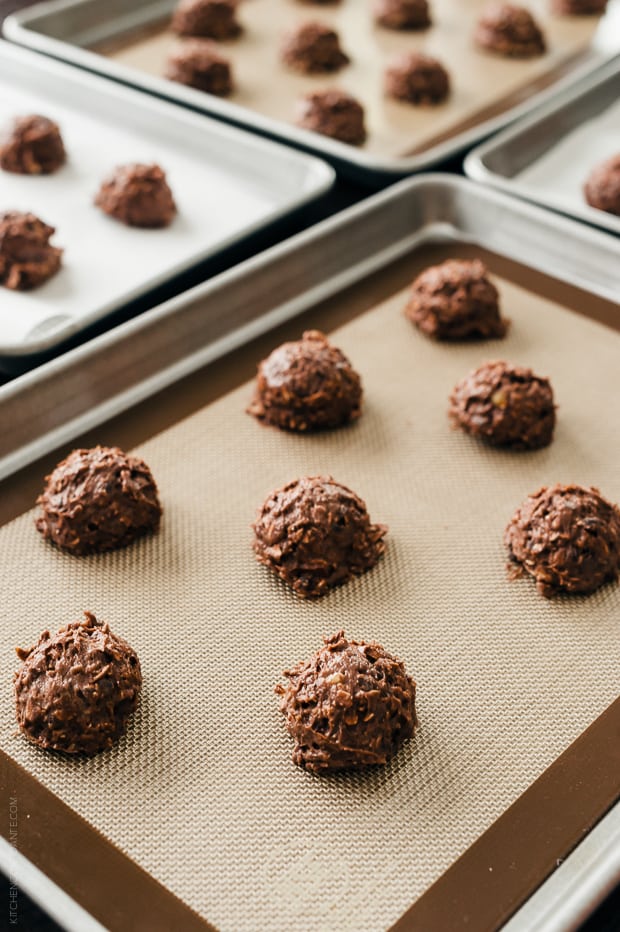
[1,268,619,932]
[102,0,599,159]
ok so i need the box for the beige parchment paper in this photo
[102,0,601,158]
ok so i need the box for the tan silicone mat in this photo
[1,260,620,932]
[101,0,600,158]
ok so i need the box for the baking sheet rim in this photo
[1,172,620,482]
[464,55,620,236]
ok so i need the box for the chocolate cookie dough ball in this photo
[384,52,450,105]
[166,39,234,95]
[449,361,555,450]
[276,630,417,772]
[475,4,546,57]
[248,330,363,431]
[505,484,620,598]
[406,259,508,341]
[95,163,176,229]
[0,212,62,291]
[253,476,387,599]
[295,89,366,145]
[171,0,242,40]
[281,22,350,74]
[551,0,607,13]
[0,115,66,175]
[36,446,162,556]
[14,612,142,756]
[584,154,620,216]
[374,0,432,30]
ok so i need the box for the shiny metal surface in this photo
[465,56,620,236]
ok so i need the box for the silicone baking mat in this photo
[100,0,601,159]
[0,246,619,932]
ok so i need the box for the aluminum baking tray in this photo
[0,176,619,932]
[0,39,333,359]
[465,55,620,236]
[4,0,620,183]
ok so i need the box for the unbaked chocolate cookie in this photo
[295,89,366,145]
[171,0,242,40]
[584,154,620,216]
[385,52,450,104]
[551,0,607,12]
[166,39,234,95]
[253,476,387,598]
[0,211,62,290]
[405,259,508,340]
[449,360,555,450]
[281,22,349,73]
[475,4,546,57]
[0,115,66,175]
[374,0,431,29]
[95,163,177,228]
[247,330,363,431]
[36,445,162,555]
[14,611,142,756]
[505,484,620,597]
[276,630,417,772]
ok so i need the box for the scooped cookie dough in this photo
[0,212,62,290]
[171,0,242,40]
[276,630,417,772]
[95,163,177,228]
[405,259,508,341]
[166,39,234,95]
[14,611,142,756]
[475,4,547,57]
[281,22,350,73]
[374,0,431,30]
[584,154,620,216]
[449,360,555,450]
[384,52,450,105]
[295,89,366,145]
[247,330,363,431]
[36,445,162,556]
[253,476,387,599]
[505,484,620,597]
[0,115,66,175]
[551,0,607,12]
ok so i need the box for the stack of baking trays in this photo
[0,2,619,932]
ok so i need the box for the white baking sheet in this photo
[0,42,333,357]
[514,96,620,235]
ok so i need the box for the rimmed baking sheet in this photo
[0,178,619,932]
[4,0,619,180]
[465,56,620,237]
[0,40,333,358]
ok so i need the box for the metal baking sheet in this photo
[0,39,333,359]
[465,56,620,236]
[4,0,620,182]
[0,177,619,932]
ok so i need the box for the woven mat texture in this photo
[1,270,619,932]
